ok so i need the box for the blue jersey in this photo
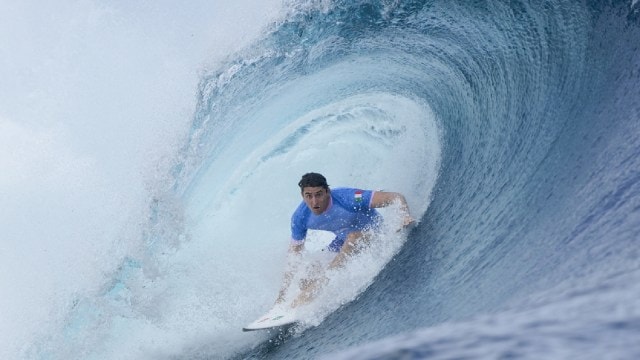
[291,188,381,252]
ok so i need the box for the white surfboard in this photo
[242,306,299,331]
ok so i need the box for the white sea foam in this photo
[0,1,282,358]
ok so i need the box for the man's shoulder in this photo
[292,201,310,220]
[331,187,361,195]
[332,186,370,193]
[331,187,371,206]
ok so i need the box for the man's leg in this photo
[291,261,328,307]
[328,231,372,269]
[291,231,373,307]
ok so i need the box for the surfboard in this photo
[242,306,299,331]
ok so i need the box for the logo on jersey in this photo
[355,190,363,202]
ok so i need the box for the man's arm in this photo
[275,242,304,304]
[371,191,415,227]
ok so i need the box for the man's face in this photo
[302,186,330,215]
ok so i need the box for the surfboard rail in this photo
[242,307,299,331]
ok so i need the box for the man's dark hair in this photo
[298,172,329,190]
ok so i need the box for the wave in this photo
[21,0,640,359]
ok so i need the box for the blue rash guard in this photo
[290,187,382,252]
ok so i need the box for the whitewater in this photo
[2,0,639,359]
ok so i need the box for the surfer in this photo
[276,172,414,307]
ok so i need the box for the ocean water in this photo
[2,0,639,359]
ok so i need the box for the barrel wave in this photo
[29,0,640,359]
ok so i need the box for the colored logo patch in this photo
[355,190,363,202]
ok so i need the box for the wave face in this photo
[219,0,639,358]
[29,0,639,359]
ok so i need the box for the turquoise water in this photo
[9,1,639,359]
